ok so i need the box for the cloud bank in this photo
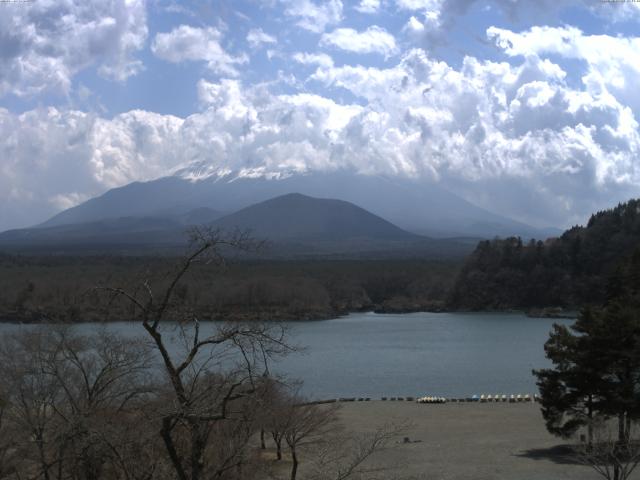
[0,0,639,231]
[0,0,147,97]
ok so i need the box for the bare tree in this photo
[283,400,340,480]
[102,227,293,480]
[0,382,18,479]
[307,423,408,480]
[574,418,640,480]
[0,328,66,480]
[0,327,156,480]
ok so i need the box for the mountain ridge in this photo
[0,193,477,258]
[36,170,560,240]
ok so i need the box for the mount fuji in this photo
[0,166,560,255]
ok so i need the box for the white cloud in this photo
[292,52,335,68]
[49,193,90,211]
[398,1,640,48]
[247,28,277,49]
[355,0,382,13]
[0,0,147,97]
[403,11,442,41]
[306,47,640,224]
[395,0,443,10]
[487,26,640,112]
[320,26,398,57]
[151,25,247,76]
[281,0,343,33]
[0,106,185,229]
[3,28,640,230]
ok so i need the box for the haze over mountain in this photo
[0,191,477,258]
[35,168,559,240]
[214,193,416,241]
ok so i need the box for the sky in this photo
[1,0,640,231]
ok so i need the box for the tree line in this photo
[450,199,640,310]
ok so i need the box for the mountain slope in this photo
[0,193,477,258]
[38,170,558,239]
[212,193,418,241]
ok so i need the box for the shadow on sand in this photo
[515,444,582,465]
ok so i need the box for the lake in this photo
[0,311,572,399]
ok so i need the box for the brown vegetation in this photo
[0,252,459,324]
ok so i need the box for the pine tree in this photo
[534,248,640,480]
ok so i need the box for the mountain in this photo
[37,170,559,239]
[0,193,476,258]
[449,198,640,310]
[214,193,417,241]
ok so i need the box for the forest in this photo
[0,253,459,323]
[449,199,640,311]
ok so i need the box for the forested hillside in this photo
[449,199,640,310]
[0,256,459,323]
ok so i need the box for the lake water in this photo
[0,312,572,399]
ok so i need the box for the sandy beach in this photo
[330,401,601,480]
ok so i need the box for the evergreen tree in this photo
[534,308,605,444]
[534,248,640,480]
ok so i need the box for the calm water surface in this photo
[0,312,572,399]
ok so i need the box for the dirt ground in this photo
[326,401,602,480]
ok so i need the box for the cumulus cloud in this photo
[403,11,443,43]
[321,26,398,57]
[487,25,640,110]
[0,106,185,229]
[395,0,444,10]
[0,80,362,228]
[3,37,640,230]
[355,0,382,13]
[151,25,247,76]
[247,28,277,49]
[398,0,640,48]
[0,0,147,97]
[281,0,343,33]
[292,52,335,68]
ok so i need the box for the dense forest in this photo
[0,254,459,323]
[449,199,640,311]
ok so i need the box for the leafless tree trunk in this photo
[102,226,292,480]
[283,400,340,480]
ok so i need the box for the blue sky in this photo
[1,0,640,231]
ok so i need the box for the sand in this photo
[331,401,602,480]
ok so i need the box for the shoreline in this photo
[0,305,578,324]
